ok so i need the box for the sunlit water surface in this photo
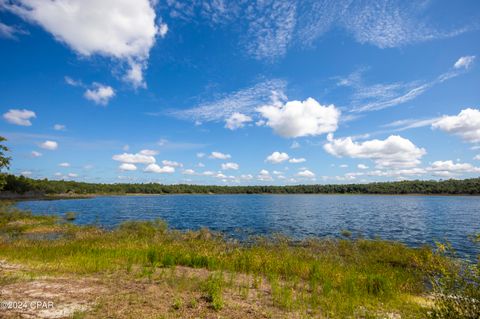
[16,194,480,258]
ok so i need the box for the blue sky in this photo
[1,0,480,185]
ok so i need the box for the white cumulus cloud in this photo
[257,98,340,138]
[297,169,315,178]
[59,162,70,167]
[3,109,36,126]
[84,83,115,105]
[426,160,480,177]
[432,108,480,143]
[144,164,175,173]
[119,163,137,171]
[182,169,195,175]
[257,169,273,181]
[214,173,227,179]
[240,174,253,180]
[289,157,306,163]
[40,140,58,150]
[112,152,155,164]
[209,151,231,160]
[162,160,183,167]
[31,151,42,157]
[158,23,168,38]
[266,151,289,164]
[221,162,239,170]
[123,62,146,89]
[4,0,162,88]
[324,134,426,168]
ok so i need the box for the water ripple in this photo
[16,194,480,258]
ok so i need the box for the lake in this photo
[16,194,480,258]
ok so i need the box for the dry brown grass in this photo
[1,261,318,319]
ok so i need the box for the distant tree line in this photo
[0,137,479,196]
[2,174,480,195]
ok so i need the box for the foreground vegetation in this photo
[0,203,478,318]
[3,174,480,196]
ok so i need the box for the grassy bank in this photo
[0,204,478,318]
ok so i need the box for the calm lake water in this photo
[16,194,480,258]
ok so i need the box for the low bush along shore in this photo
[0,203,478,318]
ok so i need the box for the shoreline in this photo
[0,206,477,318]
[3,175,480,199]
[2,192,480,201]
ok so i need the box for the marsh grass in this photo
[0,202,57,238]
[0,204,476,318]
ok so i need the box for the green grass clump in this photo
[270,275,295,310]
[202,272,224,311]
[172,296,183,310]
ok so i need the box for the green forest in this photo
[2,174,480,195]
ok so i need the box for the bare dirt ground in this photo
[0,261,301,319]
[1,260,105,318]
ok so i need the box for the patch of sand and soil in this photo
[1,261,303,319]
[1,260,104,318]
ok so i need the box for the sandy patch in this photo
[1,264,105,319]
